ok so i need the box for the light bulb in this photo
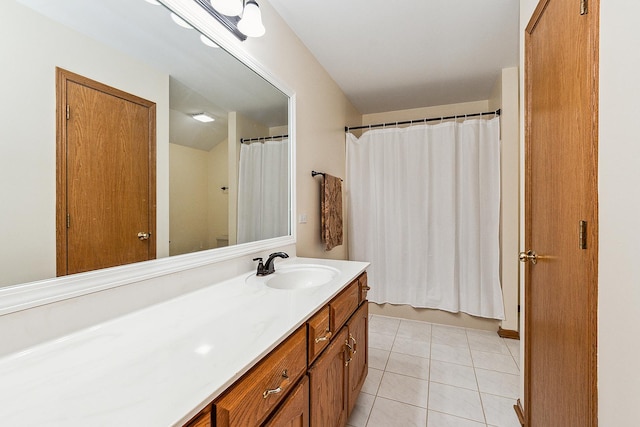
[200,34,220,48]
[238,0,265,38]
[171,13,193,29]
[210,0,243,16]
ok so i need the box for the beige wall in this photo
[495,67,520,333]
[0,1,170,287]
[169,144,211,255]
[169,141,230,254]
[236,1,361,260]
[597,0,640,423]
[208,141,229,248]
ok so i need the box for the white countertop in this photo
[0,257,368,426]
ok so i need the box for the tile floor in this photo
[347,315,521,427]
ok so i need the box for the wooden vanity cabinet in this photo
[307,306,331,365]
[184,406,211,427]
[308,327,349,427]
[214,326,307,427]
[345,302,368,415]
[358,273,369,304]
[329,280,359,334]
[308,273,369,426]
[186,272,368,427]
[263,376,309,427]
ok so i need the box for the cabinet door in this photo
[308,327,348,427]
[264,376,309,427]
[346,303,368,416]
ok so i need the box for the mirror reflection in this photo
[0,0,290,287]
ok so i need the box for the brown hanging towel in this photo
[320,173,343,251]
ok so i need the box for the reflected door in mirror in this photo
[57,69,157,275]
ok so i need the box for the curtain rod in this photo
[345,109,501,132]
[240,134,288,144]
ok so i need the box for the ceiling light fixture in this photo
[195,0,265,40]
[200,34,220,48]
[209,0,243,17]
[170,12,193,29]
[238,1,265,38]
[192,113,215,123]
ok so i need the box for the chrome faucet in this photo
[253,252,289,276]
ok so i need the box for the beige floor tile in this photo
[377,371,429,408]
[367,397,428,427]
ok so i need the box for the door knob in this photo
[519,250,538,265]
[137,232,150,241]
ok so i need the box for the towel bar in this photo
[312,170,343,181]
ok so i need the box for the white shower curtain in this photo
[347,118,504,319]
[237,139,289,244]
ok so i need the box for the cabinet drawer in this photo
[184,406,211,427]
[263,375,309,427]
[330,279,360,334]
[307,306,331,365]
[358,273,369,304]
[214,326,307,427]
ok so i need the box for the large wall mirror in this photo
[0,0,292,289]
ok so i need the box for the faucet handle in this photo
[253,257,268,276]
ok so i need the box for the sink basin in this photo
[247,264,340,290]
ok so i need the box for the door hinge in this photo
[579,220,587,249]
[580,0,588,15]
[66,214,70,229]
[66,105,70,120]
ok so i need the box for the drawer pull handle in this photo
[363,286,371,291]
[314,329,332,343]
[349,334,357,355]
[263,370,289,399]
[344,340,353,366]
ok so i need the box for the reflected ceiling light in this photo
[192,113,215,123]
[209,0,243,17]
[194,344,213,355]
[170,12,193,29]
[238,1,265,38]
[200,34,220,48]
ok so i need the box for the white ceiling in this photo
[268,0,520,114]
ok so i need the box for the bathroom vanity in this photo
[0,258,368,426]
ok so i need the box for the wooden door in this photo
[346,302,367,416]
[524,0,598,425]
[308,327,348,427]
[56,68,156,275]
[264,376,309,427]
